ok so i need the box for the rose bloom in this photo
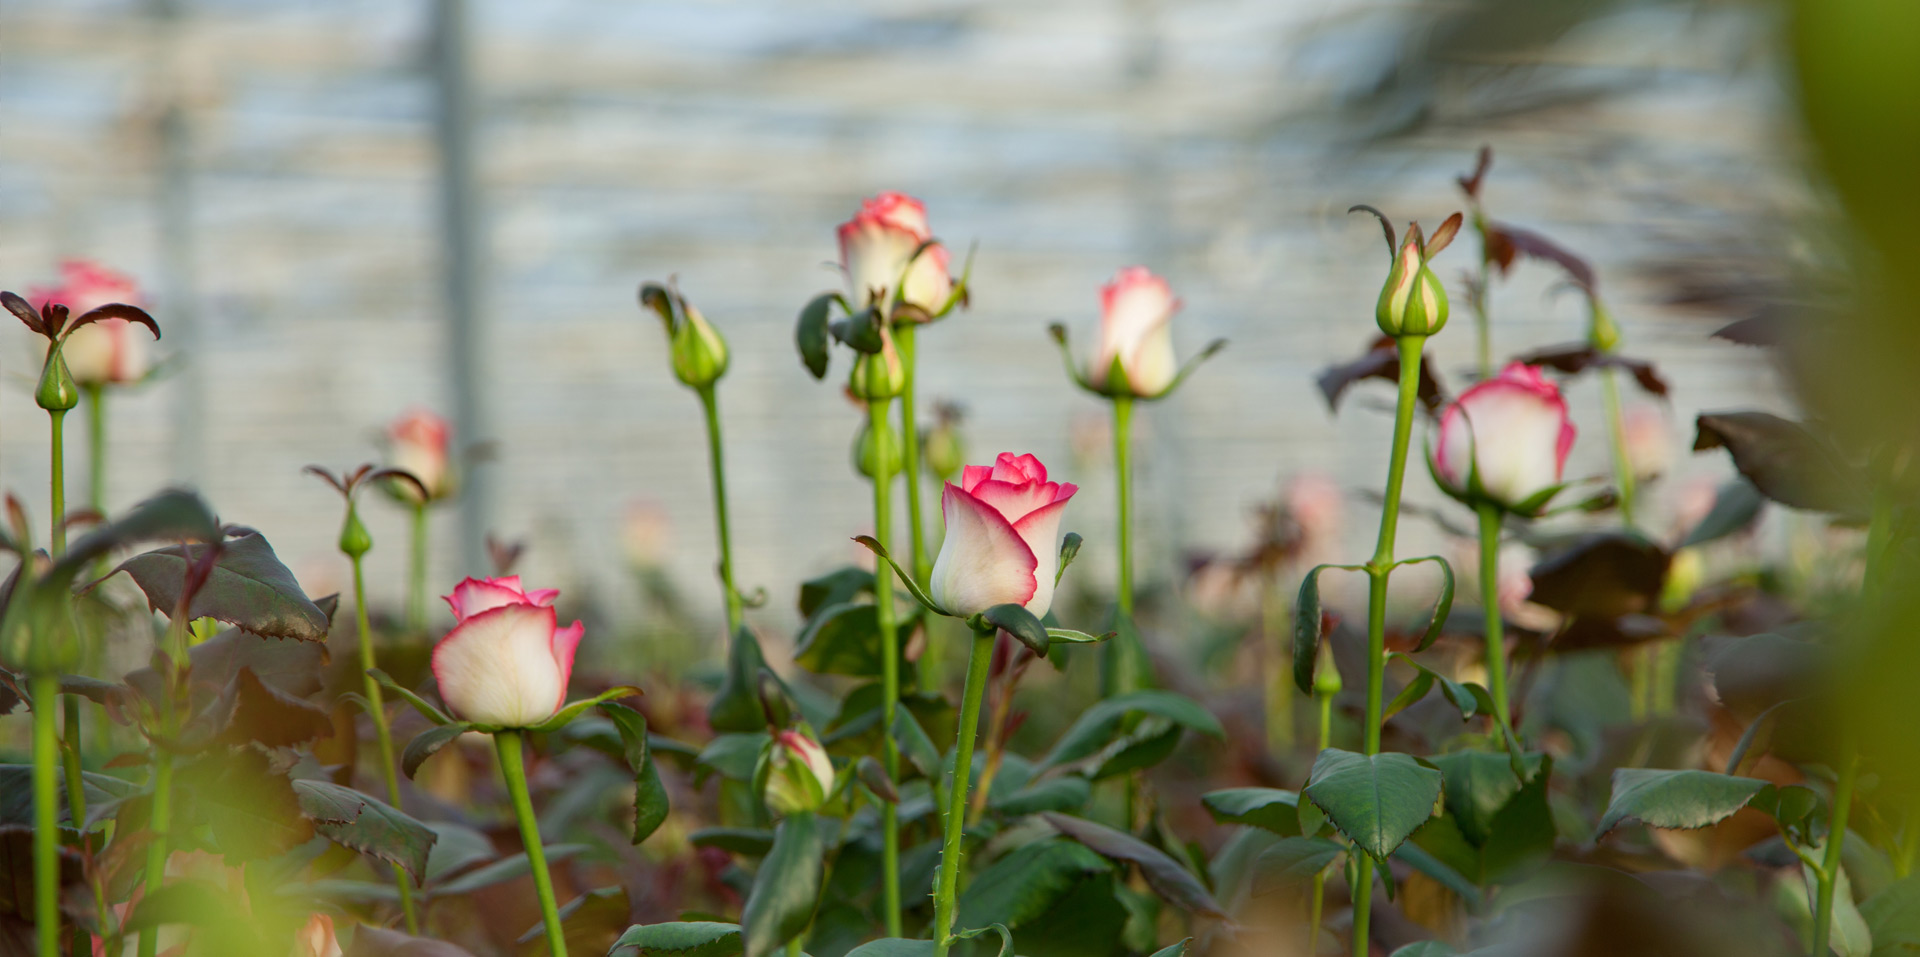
[1432,362,1576,512]
[388,408,454,503]
[431,576,583,727]
[1623,403,1671,480]
[764,729,835,816]
[295,913,343,957]
[929,453,1078,618]
[29,260,150,386]
[1089,266,1180,397]
[837,191,953,316]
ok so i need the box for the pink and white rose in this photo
[388,408,454,503]
[1089,267,1180,397]
[1432,362,1576,512]
[432,576,583,727]
[929,453,1078,618]
[294,913,343,957]
[837,192,953,316]
[29,260,150,385]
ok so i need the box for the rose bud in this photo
[1430,362,1576,514]
[431,576,583,728]
[922,402,967,484]
[929,453,1078,618]
[847,325,907,401]
[1089,267,1181,397]
[763,729,835,816]
[669,302,730,389]
[295,913,343,957]
[852,417,903,480]
[838,191,954,319]
[1375,218,1457,338]
[387,408,455,504]
[29,260,151,386]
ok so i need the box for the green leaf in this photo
[525,685,642,733]
[796,292,838,379]
[113,529,329,639]
[220,666,332,747]
[601,702,671,844]
[952,924,1013,957]
[370,668,453,725]
[956,838,1111,931]
[1041,812,1228,920]
[1044,627,1113,645]
[610,921,743,957]
[892,707,942,783]
[1693,412,1866,515]
[697,733,769,782]
[432,845,590,896]
[1395,555,1454,652]
[1862,876,1920,952]
[710,626,772,733]
[981,603,1049,658]
[740,812,824,957]
[1388,943,1458,957]
[1200,788,1302,836]
[54,490,221,591]
[798,566,871,619]
[0,765,133,826]
[292,779,439,882]
[402,723,474,779]
[345,925,476,956]
[991,775,1092,817]
[1251,837,1343,894]
[844,940,934,957]
[1148,940,1192,957]
[1039,690,1223,772]
[176,749,314,862]
[794,602,917,677]
[1294,564,1359,693]
[1301,748,1443,861]
[1595,768,1773,837]
[1678,478,1766,548]
[122,879,268,953]
[1428,750,1540,847]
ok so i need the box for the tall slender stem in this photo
[138,616,189,957]
[352,553,421,932]
[408,503,430,634]
[1599,367,1637,529]
[32,674,60,957]
[933,627,995,957]
[496,731,568,957]
[1104,396,1144,701]
[1353,335,1426,957]
[896,324,931,584]
[1477,504,1513,732]
[1811,750,1858,957]
[699,387,743,634]
[1308,687,1333,955]
[866,398,904,936]
[50,408,68,556]
[1472,255,1492,380]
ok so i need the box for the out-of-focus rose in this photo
[929,453,1078,618]
[837,192,953,317]
[1432,362,1575,513]
[294,913,343,957]
[622,501,673,568]
[1283,471,1343,556]
[1623,404,1671,480]
[1089,267,1181,397]
[763,729,835,816]
[432,576,583,727]
[388,409,454,504]
[30,260,151,385]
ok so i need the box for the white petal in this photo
[432,605,564,727]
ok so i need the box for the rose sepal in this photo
[522,685,644,734]
[1044,627,1115,646]
[976,603,1050,658]
[1055,532,1083,586]
[368,668,454,726]
[852,534,952,618]
[1048,322,1224,402]
[1423,432,1566,520]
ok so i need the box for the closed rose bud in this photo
[1089,267,1180,397]
[923,403,966,484]
[387,409,454,504]
[852,417,903,480]
[764,729,835,816]
[929,453,1078,618]
[34,346,78,412]
[1376,224,1450,338]
[838,192,953,318]
[1312,640,1342,696]
[30,260,151,386]
[1431,363,1576,513]
[431,576,583,728]
[670,303,730,389]
[294,913,343,957]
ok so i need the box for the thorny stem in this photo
[496,731,568,957]
[933,626,995,957]
[867,397,904,937]
[967,645,1024,826]
[352,551,421,933]
[699,386,744,634]
[1354,335,1427,957]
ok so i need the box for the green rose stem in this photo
[699,385,744,634]
[932,623,995,957]
[1475,503,1515,732]
[1308,647,1340,956]
[343,505,422,933]
[865,397,905,937]
[1352,334,1426,957]
[138,610,189,957]
[31,671,59,957]
[495,730,568,957]
[1108,394,1146,829]
[895,324,932,585]
[407,501,430,635]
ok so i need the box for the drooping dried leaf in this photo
[1483,222,1596,293]
[1693,412,1866,515]
[1316,336,1447,415]
[1516,344,1669,397]
[1527,533,1670,619]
